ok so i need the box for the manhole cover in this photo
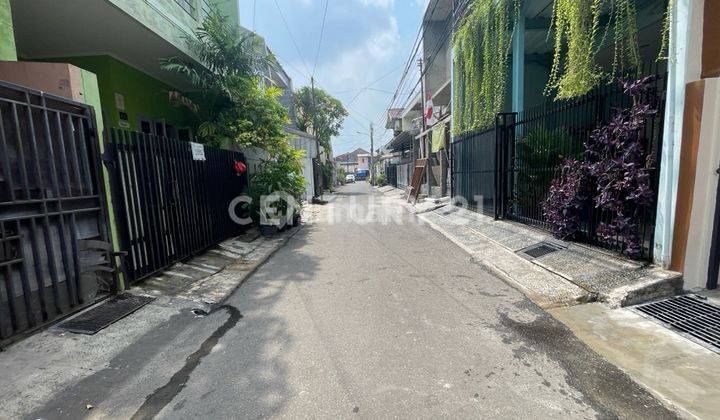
[58,294,155,335]
[520,242,563,259]
[634,294,720,353]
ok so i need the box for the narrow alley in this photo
[10,183,676,419]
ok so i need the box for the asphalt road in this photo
[27,182,677,419]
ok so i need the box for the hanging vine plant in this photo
[544,0,603,100]
[545,0,675,101]
[657,0,676,60]
[607,0,641,75]
[452,0,520,134]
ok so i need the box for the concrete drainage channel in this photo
[633,294,720,354]
[518,241,566,261]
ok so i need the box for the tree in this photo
[293,86,348,154]
[161,10,288,153]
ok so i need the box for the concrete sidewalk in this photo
[552,301,720,419]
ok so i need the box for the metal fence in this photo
[0,81,112,345]
[386,163,398,187]
[106,129,248,283]
[451,66,667,259]
[451,125,498,217]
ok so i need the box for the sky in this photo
[239,0,430,155]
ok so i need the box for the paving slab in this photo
[376,185,395,193]
[136,227,301,311]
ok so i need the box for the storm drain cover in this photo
[519,242,564,259]
[58,294,155,335]
[634,294,720,352]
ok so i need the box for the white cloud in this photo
[295,15,402,152]
[357,0,395,9]
[315,16,400,87]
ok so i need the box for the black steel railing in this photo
[107,130,248,284]
[451,125,497,216]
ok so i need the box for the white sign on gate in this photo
[190,142,206,161]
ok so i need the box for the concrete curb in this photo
[419,211,589,309]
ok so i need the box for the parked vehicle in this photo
[345,173,356,183]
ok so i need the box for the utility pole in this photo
[418,58,427,157]
[310,77,323,199]
[369,123,374,186]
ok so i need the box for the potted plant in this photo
[249,146,306,235]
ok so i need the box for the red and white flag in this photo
[425,94,436,126]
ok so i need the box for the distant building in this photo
[335,148,370,174]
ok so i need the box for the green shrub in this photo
[375,172,388,187]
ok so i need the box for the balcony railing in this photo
[200,0,213,21]
[174,0,197,17]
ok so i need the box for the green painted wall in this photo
[0,0,17,61]
[79,69,126,289]
[45,56,193,131]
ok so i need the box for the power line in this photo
[395,0,470,120]
[273,0,312,78]
[273,52,312,81]
[379,0,443,123]
[381,0,476,130]
[312,0,330,78]
[331,64,405,95]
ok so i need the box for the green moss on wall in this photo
[0,0,17,61]
[79,69,126,290]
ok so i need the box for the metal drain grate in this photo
[520,242,563,259]
[58,294,155,335]
[634,294,720,352]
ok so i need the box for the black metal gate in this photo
[387,163,398,187]
[450,124,498,216]
[106,129,248,283]
[0,81,112,345]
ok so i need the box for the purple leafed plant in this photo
[543,159,590,239]
[543,76,658,257]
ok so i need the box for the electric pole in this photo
[310,77,323,199]
[369,123,375,186]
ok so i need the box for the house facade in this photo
[335,148,370,175]
[2,0,242,137]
